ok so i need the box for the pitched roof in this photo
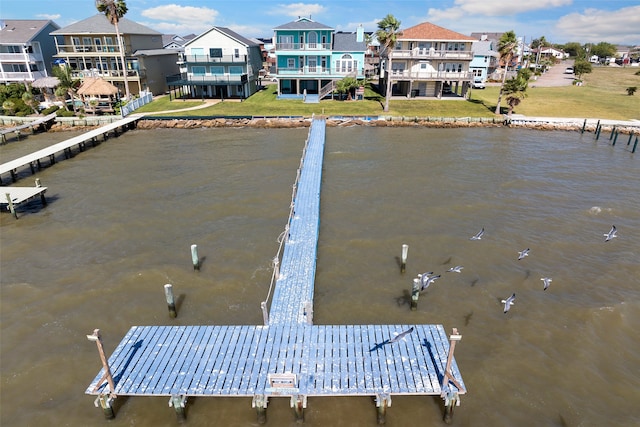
[274,17,333,31]
[472,40,497,56]
[77,77,118,96]
[399,22,475,42]
[187,26,259,47]
[0,20,59,44]
[51,14,161,35]
[333,32,366,52]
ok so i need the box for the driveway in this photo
[530,60,575,87]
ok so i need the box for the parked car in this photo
[564,67,574,74]
[472,79,485,89]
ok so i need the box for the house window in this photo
[234,48,239,58]
[192,66,206,75]
[420,63,428,69]
[210,48,223,58]
[94,38,102,52]
[308,32,318,49]
[210,66,224,75]
[280,35,294,49]
[287,58,295,68]
[444,63,463,72]
[337,54,355,73]
[229,66,243,74]
[104,37,115,52]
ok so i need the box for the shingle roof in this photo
[472,40,497,56]
[216,27,259,47]
[51,14,161,35]
[274,17,332,31]
[0,20,59,44]
[399,22,475,42]
[332,32,366,52]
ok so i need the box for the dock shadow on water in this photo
[1,126,639,426]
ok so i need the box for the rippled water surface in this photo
[1,125,638,427]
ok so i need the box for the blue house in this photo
[469,39,498,83]
[273,17,366,100]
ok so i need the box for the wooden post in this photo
[87,329,117,419]
[190,244,200,270]
[261,301,269,326]
[291,395,306,423]
[441,328,465,424]
[609,126,616,140]
[612,129,619,145]
[6,193,17,219]
[410,277,420,311]
[632,137,638,154]
[628,131,634,145]
[169,395,187,421]
[400,244,408,273]
[595,122,601,139]
[581,119,587,133]
[273,257,280,280]
[252,395,268,424]
[164,284,177,318]
[375,394,391,425]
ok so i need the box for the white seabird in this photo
[446,265,464,273]
[501,293,516,313]
[604,225,617,242]
[470,228,484,240]
[541,277,552,291]
[420,274,441,291]
[517,248,530,260]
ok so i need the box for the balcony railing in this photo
[275,42,332,51]
[183,54,248,63]
[275,66,365,77]
[0,71,48,81]
[71,69,140,80]
[391,49,473,61]
[387,70,473,81]
[166,73,244,85]
[57,44,122,54]
[0,52,44,63]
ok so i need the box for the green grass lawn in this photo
[137,67,640,120]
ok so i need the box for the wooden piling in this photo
[5,193,17,219]
[291,395,306,423]
[581,119,587,133]
[410,277,420,311]
[441,328,465,424]
[87,329,117,418]
[261,301,269,326]
[612,129,619,145]
[609,126,616,140]
[628,131,634,146]
[164,284,177,318]
[169,395,187,421]
[252,395,268,424]
[632,137,638,154]
[375,394,391,425]
[190,244,200,270]
[400,244,408,273]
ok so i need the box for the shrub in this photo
[56,109,76,117]
[626,86,637,95]
[41,105,60,115]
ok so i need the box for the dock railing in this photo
[120,91,153,117]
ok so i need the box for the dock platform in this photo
[85,118,466,424]
[0,113,56,144]
[1,181,47,218]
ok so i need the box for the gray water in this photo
[1,126,639,427]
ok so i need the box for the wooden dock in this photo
[1,180,47,219]
[0,115,140,184]
[0,113,56,144]
[85,118,466,424]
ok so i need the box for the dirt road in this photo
[530,60,575,87]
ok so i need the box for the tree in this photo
[335,77,360,100]
[51,65,80,112]
[590,42,617,60]
[96,0,130,100]
[573,60,592,79]
[376,14,402,113]
[503,74,528,118]
[562,42,584,58]
[495,30,518,115]
[530,36,548,49]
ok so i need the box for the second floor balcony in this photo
[387,70,473,81]
[182,54,248,64]
[0,52,45,63]
[0,70,48,82]
[275,66,365,78]
[167,73,246,86]
[57,44,123,55]
[391,48,474,61]
[71,68,140,80]
[275,42,332,52]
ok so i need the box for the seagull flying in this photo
[470,228,484,240]
[420,274,441,291]
[388,327,414,343]
[604,225,617,242]
[517,248,530,260]
[541,277,552,291]
[501,293,516,313]
[446,265,464,273]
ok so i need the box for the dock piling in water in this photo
[164,284,177,318]
[400,244,408,273]
[411,277,420,310]
[190,244,199,270]
[86,329,116,418]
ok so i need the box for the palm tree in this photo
[96,0,131,100]
[494,30,518,115]
[503,75,528,118]
[376,14,402,112]
[52,65,80,112]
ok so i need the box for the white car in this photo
[564,67,574,74]
[472,79,486,89]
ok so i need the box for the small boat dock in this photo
[0,113,56,144]
[1,179,47,219]
[85,118,466,424]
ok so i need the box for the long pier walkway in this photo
[0,112,56,144]
[0,115,140,184]
[85,118,466,424]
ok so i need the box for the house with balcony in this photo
[273,17,366,100]
[50,14,179,97]
[381,22,476,98]
[0,19,60,85]
[166,26,262,100]
[469,39,498,83]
